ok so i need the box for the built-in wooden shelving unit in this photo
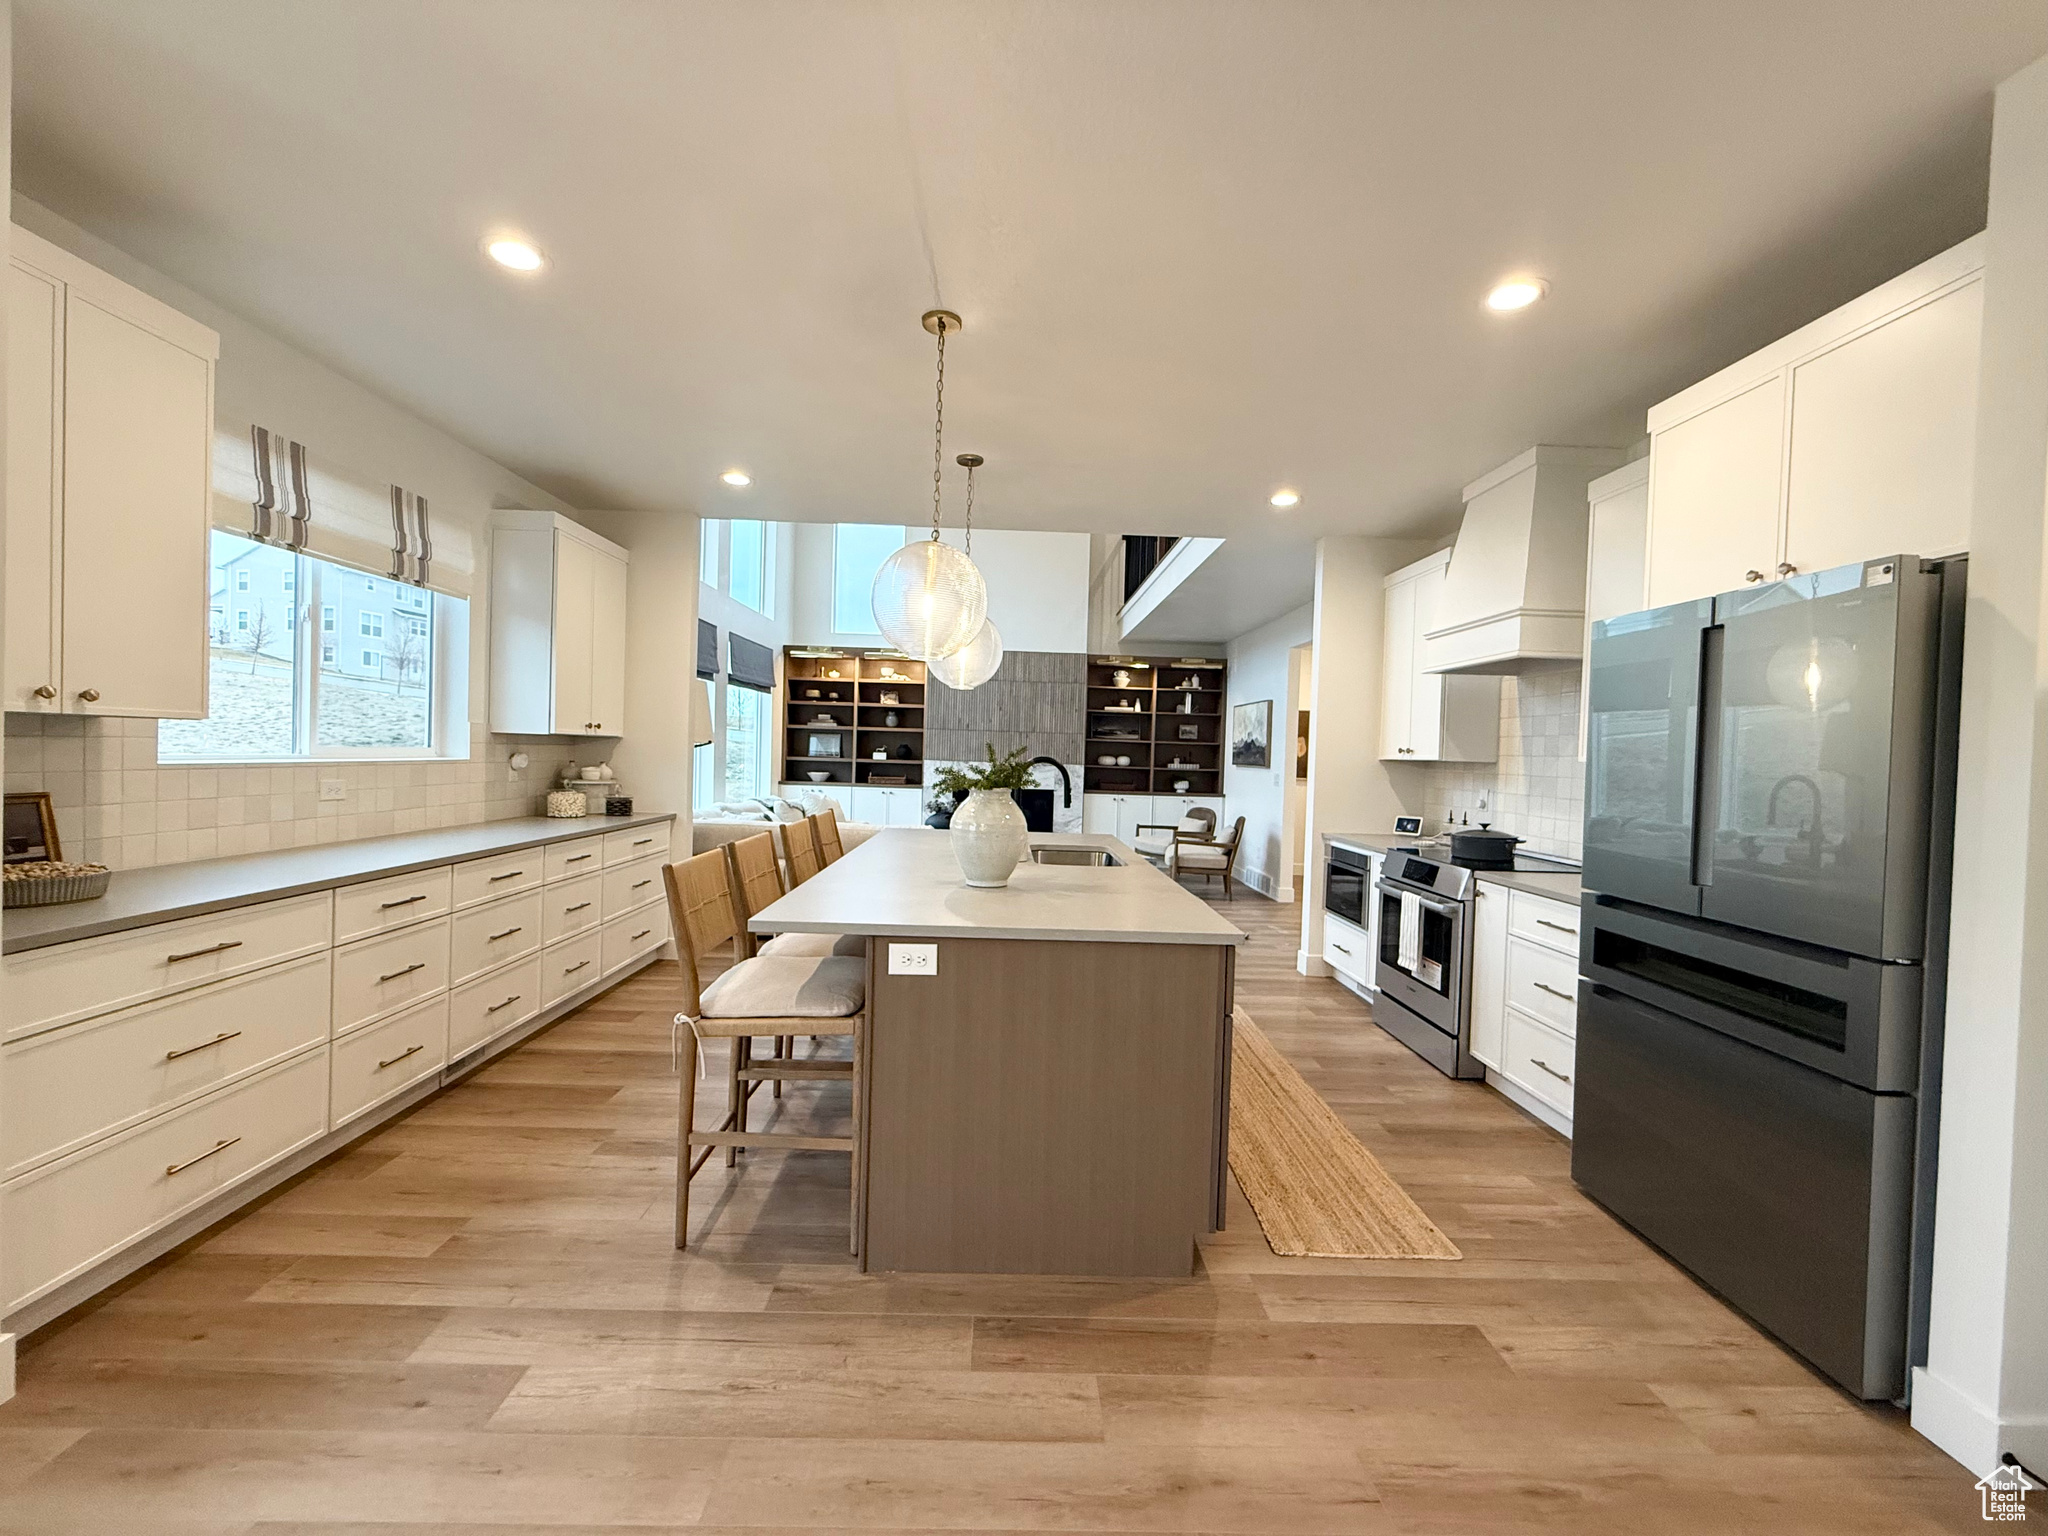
[782,648,926,788]
[1083,656,1226,797]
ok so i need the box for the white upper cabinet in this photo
[6,226,217,719]
[1380,551,1498,763]
[1645,235,1984,608]
[488,511,631,737]
[1580,460,1650,762]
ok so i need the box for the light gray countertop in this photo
[751,829,1248,947]
[2,812,678,954]
[1321,830,1582,905]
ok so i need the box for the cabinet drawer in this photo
[3,953,331,1179]
[602,904,670,976]
[542,930,605,1007]
[602,854,666,919]
[0,1048,327,1313]
[1506,936,1579,1035]
[449,888,543,986]
[331,917,450,1037]
[1503,1006,1576,1117]
[449,955,543,1059]
[605,824,669,867]
[543,836,603,882]
[333,864,453,945]
[1507,890,1581,955]
[541,872,603,944]
[3,891,332,1037]
[1321,912,1373,985]
[330,994,447,1130]
[452,848,543,909]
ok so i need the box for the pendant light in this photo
[931,453,1004,690]
[871,310,988,661]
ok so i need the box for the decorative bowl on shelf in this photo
[1173,779,1191,793]
[1116,755,1132,767]
[1097,755,1116,766]
[806,771,832,783]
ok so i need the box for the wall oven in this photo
[1324,845,1372,928]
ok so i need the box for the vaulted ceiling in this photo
[14,2,2046,538]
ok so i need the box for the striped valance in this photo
[211,419,474,599]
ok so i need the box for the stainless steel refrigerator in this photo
[1575,554,1964,1400]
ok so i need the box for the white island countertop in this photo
[752,829,1247,947]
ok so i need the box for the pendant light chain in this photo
[962,457,975,558]
[929,317,947,543]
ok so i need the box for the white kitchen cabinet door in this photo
[589,547,629,736]
[1645,376,1784,608]
[5,260,62,713]
[1580,460,1651,761]
[1782,277,1982,574]
[1470,880,1509,1070]
[1378,572,1417,760]
[1082,793,1154,842]
[784,783,852,817]
[551,532,597,734]
[1081,794,1119,836]
[850,786,887,825]
[59,293,213,720]
[1115,794,1159,844]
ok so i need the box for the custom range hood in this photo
[1422,445,1628,676]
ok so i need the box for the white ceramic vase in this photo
[950,789,1029,888]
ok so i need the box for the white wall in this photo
[1914,49,2048,1480]
[1,0,16,1410]
[1224,604,1312,900]
[1297,537,1433,971]
[788,521,1092,654]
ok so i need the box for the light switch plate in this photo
[887,942,938,976]
[319,779,347,802]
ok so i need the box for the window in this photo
[699,518,721,588]
[235,570,250,592]
[722,683,772,800]
[160,530,464,761]
[728,519,770,616]
[692,742,716,813]
[832,524,902,634]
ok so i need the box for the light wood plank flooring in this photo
[0,884,1986,1533]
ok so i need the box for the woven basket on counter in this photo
[3,860,112,907]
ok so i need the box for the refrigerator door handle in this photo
[1689,623,1725,889]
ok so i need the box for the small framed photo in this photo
[806,732,844,759]
[1177,722,1200,741]
[4,792,60,864]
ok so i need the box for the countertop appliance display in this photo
[1574,554,1964,1401]
[1361,836,1582,1080]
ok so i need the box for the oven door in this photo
[1324,847,1369,928]
[1373,875,1466,1036]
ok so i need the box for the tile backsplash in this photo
[1423,666,1585,861]
[4,715,591,871]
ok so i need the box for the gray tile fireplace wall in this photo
[925,650,1085,766]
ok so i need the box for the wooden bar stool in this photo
[783,815,825,885]
[811,807,847,865]
[664,850,864,1251]
[725,832,865,1098]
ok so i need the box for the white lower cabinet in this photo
[542,930,606,1008]
[602,854,666,919]
[542,872,604,944]
[1082,793,1162,843]
[851,786,923,826]
[1470,884,1509,1069]
[450,954,545,1059]
[450,887,544,986]
[2,952,331,1179]
[1503,1007,1576,1118]
[331,916,452,1036]
[0,1047,328,1313]
[330,993,448,1129]
[602,903,670,975]
[1321,910,1373,987]
[1471,879,1578,1129]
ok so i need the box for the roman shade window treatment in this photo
[727,632,775,693]
[697,619,719,680]
[211,419,474,598]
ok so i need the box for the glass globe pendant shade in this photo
[871,539,988,661]
[931,618,1003,690]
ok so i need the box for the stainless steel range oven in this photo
[1373,850,1484,1080]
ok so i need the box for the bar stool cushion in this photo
[699,955,866,1019]
[760,932,869,958]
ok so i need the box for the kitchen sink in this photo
[1029,846,1122,867]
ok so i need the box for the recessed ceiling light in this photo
[485,237,546,273]
[1485,278,1548,312]
[1269,489,1301,508]
[720,470,752,487]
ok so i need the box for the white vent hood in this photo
[1422,445,1628,676]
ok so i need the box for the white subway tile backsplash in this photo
[1423,666,1585,861]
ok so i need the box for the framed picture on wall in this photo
[1230,700,1272,769]
[1296,710,1311,780]
[4,792,60,864]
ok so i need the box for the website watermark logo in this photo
[1978,1461,2038,1523]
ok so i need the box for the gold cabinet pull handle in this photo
[1745,569,1765,583]
[487,994,523,1013]
[489,926,523,941]
[378,962,427,982]
[631,929,651,942]
[32,684,56,700]
[77,687,101,702]
[165,1030,242,1061]
[563,959,591,975]
[1777,562,1798,576]
[632,879,652,890]
[377,1043,425,1071]
[167,940,243,964]
[166,1136,240,1176]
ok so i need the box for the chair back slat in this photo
[663,851,742,1016]
[812,808,846,865]
[785,815,825,886]
[725,832,787,952]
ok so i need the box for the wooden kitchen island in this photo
[750,829,1246,1277]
